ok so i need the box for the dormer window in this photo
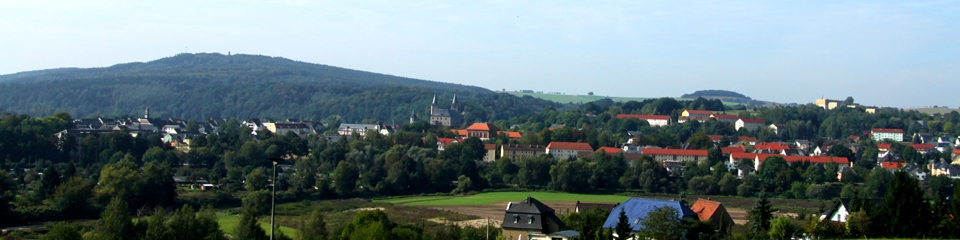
[528,215,535,224]
[513,215,520,223]
[633,218,641,225]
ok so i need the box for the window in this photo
[513,215,519,223]
[528,215,535,224]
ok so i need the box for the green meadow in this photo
[216,212,297,238]
[377,191,630,206]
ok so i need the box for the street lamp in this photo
[268,157,284,240]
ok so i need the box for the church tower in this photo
[450,94,459,112]
[144,107,150,119]
[430,95,438,115]
[409,110,417,124]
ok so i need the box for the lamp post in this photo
[268,157,284,240]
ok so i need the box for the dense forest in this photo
[0,53,559,123]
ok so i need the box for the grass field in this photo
[216,212,297,237]
[378,192,630,206]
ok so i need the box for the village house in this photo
[710,114,739,124]
[501,144,546,161]
[337,123,382,136]
[871,128,904,142]
[767,124,785,135]
[735,118,765,131]
[601,198,698,239]
[691,198,734,235]
[501,196,569,240]
[483,144,497,163]
[615,114,671,127]
[641,148,709,164]
[436,138,460,151]
[458,123,498,140]
[546,142,594,160]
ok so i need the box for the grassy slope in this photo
[378,192,630,206]
[502,91,741,106]
[216,212,297,237]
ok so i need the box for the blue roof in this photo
[601,198,698,231]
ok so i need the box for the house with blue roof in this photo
[601,198,698,238]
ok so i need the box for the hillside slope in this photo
[0,53,558,123]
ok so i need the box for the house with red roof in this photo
[641,148,709,164]
[730,152,850,174]
[678,116,711,123]
[707,135,724,143]
[737,136,757,145]
[436,138,460,151]
[880,161,906,170]
[735,118,765,131]
[753,142,792,153]
[459,123,499,140]
[546,142,594,160]
[682,110,713,117]
[505,131,523,139]
[721,146,744,155]
[871,128,904,141]
[616,114,670,127]
[691,198,734,234]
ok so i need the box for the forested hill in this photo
[0,53,558,123]
[681,90,750,99]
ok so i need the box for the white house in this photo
[871,128,904,142]
[735,118,765,131]
[546,142,593,160]
[615,114,670,127]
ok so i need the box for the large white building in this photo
[615,114,670,127]
[872,128,904,142]
[735,118,765,131]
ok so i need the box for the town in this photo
[1,93,959,240]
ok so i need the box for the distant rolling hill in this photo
[504,91,744,106]
[0,53,558,123]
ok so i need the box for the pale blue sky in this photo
[2,1,958,108]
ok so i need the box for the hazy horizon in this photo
[2,1,958,108]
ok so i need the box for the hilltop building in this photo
[429,95,462,127]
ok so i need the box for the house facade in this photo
[641,148,708,164]
[871,128,904,142]
[546,142,594,160]
[735,118,765,131]
[501,196,567,240]
[616,114,670,127]
[337,123,381,136]
[501,144,546,161]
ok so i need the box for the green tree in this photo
[0,170,18,227]
[297,209,329,240]
[245,168,268,191]
[748,191,773,235]
[340,210,394,240]
[331,161,358,197]
[613,209,633,240]
[638,206,684,240]
[39,165,62,197]
[768,216,793,240]
[883,171,931,238]
[51,176,94,218]
[235,207,268,240]
[88,197,136,240]
[143,208,172,240]
[40,222,82,240]
[562,206,611,240]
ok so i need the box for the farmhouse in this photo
[501,196,568,240]
[601,198,698,239]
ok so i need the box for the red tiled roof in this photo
[738,136,757,142]
[730,152,781,160]
[721,147,745,155]
[738,118,765,124]
[877,143,891,149]
[872,128,904,133]
[616,114,670,120]
[684,110,714,115]
[546,142,594,151]
[484,144,497,150]
[711,114,739,119]
[506,132,522,138]
[909,143,935,151]
[708,135,723,141]
[437,138,458,145]
[466,123,497,131]
[755,155,850,165]
[642,148,708,157]
[753,142,791,152]
[691,199,723,222]
[848,135,860,140]
[954,148,960,155]
[880,161,906,170]
[596,147,623,154]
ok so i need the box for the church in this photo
[427,95,462,127]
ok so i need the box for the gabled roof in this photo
[738,118,765,124]
[877,143,891,149]
[753,142,792,152]
[597,147,623,154]
[601,198,697,231]
[738,136,757,142]
[437,137,459,146]
[880,161,906,170]
[908,143,936,151]
[466,123,498,131]
[484,144,497,150]
[506,132,522,138]
[872,128,904,133]
[721,147,745,155]
[691,199,729,223]
[708,135,723,141]
[616,114,670,120]
[729,152,782,160]
[502,144,546,151]
[502,196,565,232]
[546,142,593,151]
[641,148,708,157]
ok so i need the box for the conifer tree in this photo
[235,207,268,240]
[614,209,632,240]
[883,171,931,238]
[748,191,773,235]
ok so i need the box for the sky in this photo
[2,1,958,108]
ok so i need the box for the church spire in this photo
[431,95,437,105]
[451,94,457,105]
